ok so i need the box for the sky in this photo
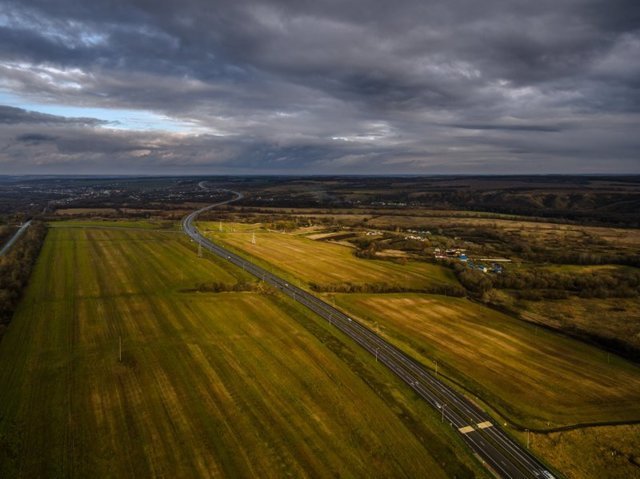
[0,0,639,175]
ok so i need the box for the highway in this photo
[183,189,556,479]
[0,220,31,256]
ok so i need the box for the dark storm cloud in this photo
[16,132,56,142]
[0,0,638,173]
[0,105,107,126]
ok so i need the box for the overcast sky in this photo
[1,0,639,174]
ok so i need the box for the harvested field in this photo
[334,293,640,429]
[0,225,481,478]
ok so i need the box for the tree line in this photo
[183,281,257,293]
[181,280,279,296]
[0,224,18,247]
[0,222,47,337]
[309,281,466,297]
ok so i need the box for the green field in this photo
[333,293,640,429]
[198,221,458,289]
[0,225,482,478]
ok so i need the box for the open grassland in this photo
[533,264,636,274]
[531,424,640,479]
[485,288,640,355]
[228,207,640,252]
[368,215,640,243]
[0,226,481,478]
[257,209,640,255]
[333,293,640,429]
[517,295,640,351]
[374,214,640,256]
[198,221,458,289]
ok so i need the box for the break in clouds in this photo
[0,0,639,174]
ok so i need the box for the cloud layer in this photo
[1,0,639,174]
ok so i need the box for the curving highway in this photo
[183,188,556,479]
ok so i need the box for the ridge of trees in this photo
[309,281,466,297]
[0,222,47,338]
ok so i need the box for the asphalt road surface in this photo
[0,220,31,256]
[183,188,557,479]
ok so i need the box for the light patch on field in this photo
[377,249,410,258]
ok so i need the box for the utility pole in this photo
[119,335,122,362]
[375,347,379,362]
[252,232,256,245]
[441,403,446,422]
